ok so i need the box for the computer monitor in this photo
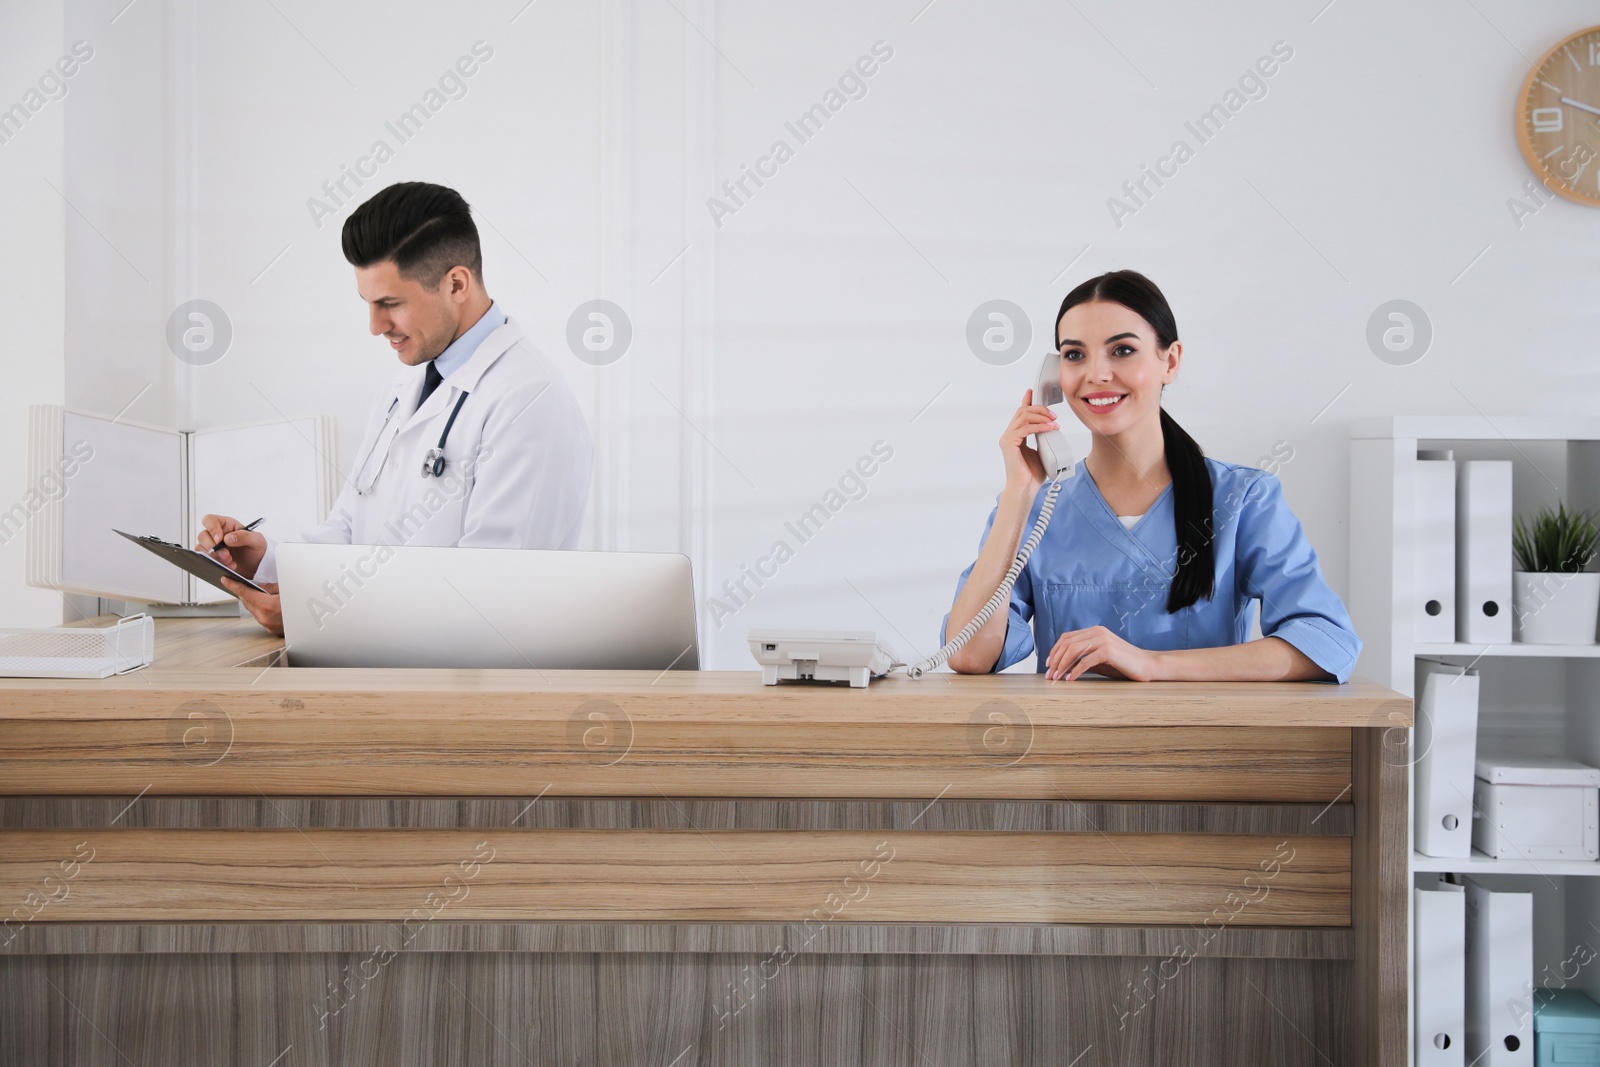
[275,543,699,670]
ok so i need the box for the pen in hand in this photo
[209,517,264,557]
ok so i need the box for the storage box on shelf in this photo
[1472,756,1599,862]
[1533,989,1600,1067]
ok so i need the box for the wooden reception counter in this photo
[0,617,1410,1066]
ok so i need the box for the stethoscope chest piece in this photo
[421,390,471,479]
[355,381,472,491]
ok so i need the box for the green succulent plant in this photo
[1512,502,1600,574]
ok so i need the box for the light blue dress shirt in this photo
[942,456,1363,683]
[424,301,507,391]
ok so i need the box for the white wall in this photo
[20,0,1600,668]
[0,1,68,626]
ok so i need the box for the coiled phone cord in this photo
[907,474,1065,679]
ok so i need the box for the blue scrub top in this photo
[943,456,1363,683]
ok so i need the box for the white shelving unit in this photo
[1415,643,1600,659]
[1410,852,1600,877]
[1349,415,1600,1067]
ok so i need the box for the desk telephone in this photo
[1029,348,1075,480]
[751,351,1076,684]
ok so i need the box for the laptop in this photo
[276,543,699,670]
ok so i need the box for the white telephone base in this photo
[747,629,900,688]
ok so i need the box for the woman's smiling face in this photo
[1054,299,1181,432]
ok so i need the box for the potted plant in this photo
[1511,502,1600,644]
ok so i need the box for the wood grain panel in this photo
[0,952,1353,1067]
[2,920,1355,959]
[0,718,1352,800]
[1351,721,1408,1065]
[0,828,1350,925]
[0,674,1413,727]
[0,796,1356,836]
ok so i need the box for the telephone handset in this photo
[907,351,1075,678]
[1032,350,1075,479]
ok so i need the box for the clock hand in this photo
[1560,96,1600,118]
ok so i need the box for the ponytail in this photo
[1160,407,1215,612]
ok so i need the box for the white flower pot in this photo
[1512,571,1600,644]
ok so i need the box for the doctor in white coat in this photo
[196,182,593,635]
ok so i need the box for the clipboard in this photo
[113,529,267,595]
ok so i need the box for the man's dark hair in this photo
[342,182,484,288]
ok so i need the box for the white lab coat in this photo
[254,316,593,583]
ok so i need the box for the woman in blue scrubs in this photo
[941,270,1361,683]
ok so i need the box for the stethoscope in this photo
[422,391,469,477]
[353,387,470,494]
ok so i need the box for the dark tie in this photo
[418,360,443,406]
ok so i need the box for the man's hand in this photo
[195,514,266,579]
[222,577,283,637]
[1044,625,1162,682]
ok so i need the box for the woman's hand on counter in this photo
[1043,625,1161,682]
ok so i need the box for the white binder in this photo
[1414,658,1480,857]
[1415,452,1456,642]
[1455,460,1513,645]
[1415,880,1466,1066]
[1463,879,1533,1066]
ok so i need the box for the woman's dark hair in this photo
[1056,269,1214,613]
[341,182,484,288]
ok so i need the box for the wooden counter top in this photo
[4,616,1410,730]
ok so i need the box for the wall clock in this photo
[1516,26,1600,206]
